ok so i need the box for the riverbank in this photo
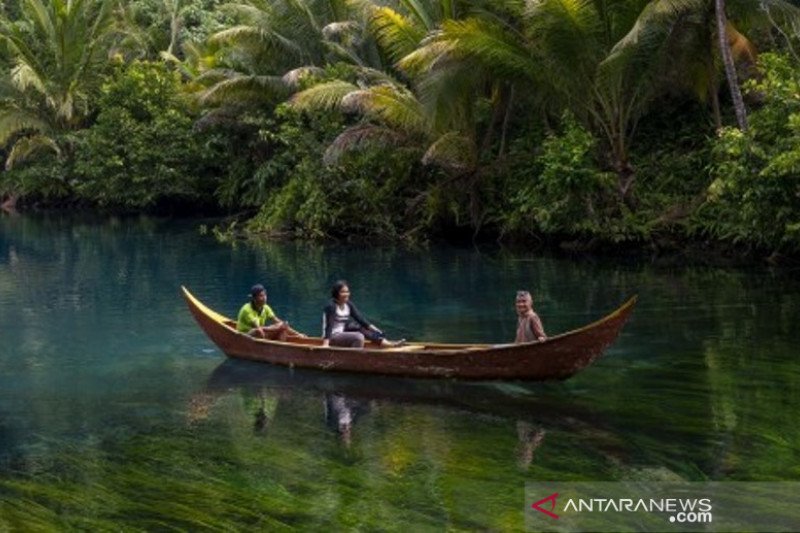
[5,203,797,269]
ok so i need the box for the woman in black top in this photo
[321,280,405,348]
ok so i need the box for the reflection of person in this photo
[321,280,405,348]
[514,290,547,343]
[516,421,546,469]
[253,388,278,434]
[324,393,370,448]
[186,384,280,436]
[237,284,299,340]
[325,393,353,447]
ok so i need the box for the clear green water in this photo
[1,214,798,530]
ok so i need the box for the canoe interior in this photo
[220,319,495,352]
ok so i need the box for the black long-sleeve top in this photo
[322,300,371,339]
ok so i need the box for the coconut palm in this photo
[288,0,500,227]
[196,0,376,109]
[403,0,655,201]
[607,0,741,130]
[308,0,515,163]
[716,0,748,130]
[610,0,800,132]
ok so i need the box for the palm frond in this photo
[10,61,47,95]
[22,0,58,47]
[398,0,435,30]
[0,0,119,131]
[413,53,487,134]
[218,3,273,24]
[422,130,476,172]
[290,80,360,111]
[282,66,325,88]
[284,0,323,33]
[5,134,60,170]
[323,40,365,65]
[321,20,361,40]
[343,84,429,133]
[210,19,307,59]
[398,36,455,75]
[323,123,406,164]
[526,0,605,74]
[195,68,244,86]
[199,74,289,106]
[352,66,397,86]
[0,108,49,146]
[210,25,270,45]
[370,7,425,63]
[609,0,705,56]
[431,18,536,80]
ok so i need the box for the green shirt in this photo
[237,302,276,332]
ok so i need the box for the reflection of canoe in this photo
[204,359,606,429]
[201,360,628,460]
[182,286,636,380]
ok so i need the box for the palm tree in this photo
[404,0,654,201]
[715,0,748,130]
[611,0,800,132]
[288,0,504,228]
[196,0,372,109]
[0,0,118,168]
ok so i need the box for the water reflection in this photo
[194,360,624,466]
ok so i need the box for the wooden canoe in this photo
[182,286,636,380]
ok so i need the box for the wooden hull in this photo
[182,286,636,380]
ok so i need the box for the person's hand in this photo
[537,336,546,342]
[322,339,329,347]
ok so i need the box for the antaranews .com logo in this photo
[525,482,800,532]
[531,491,713,524]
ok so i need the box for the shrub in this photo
[504,114,618,238]
[73,61,224,209]
[243,105,421,240]
[701,53,800,252]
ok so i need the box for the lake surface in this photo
[1,213,799,530]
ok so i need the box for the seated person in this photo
[237,284,297,340]
[514,290,547,343]
[321,280,405,348]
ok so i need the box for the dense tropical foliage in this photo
[1,0,800,255]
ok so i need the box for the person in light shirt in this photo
[514,290,547,343]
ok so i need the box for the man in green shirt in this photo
[237,284,294,340]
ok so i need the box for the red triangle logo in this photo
[531,492,560,519]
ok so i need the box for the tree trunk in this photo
[715,0,748,131]
[709,82,722,131]
[708,66,722,131]
[479,88,504,158]
[499,86,515,158]
[615,159,635,206]
[608,128,635,204]
[167,0,182,56]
